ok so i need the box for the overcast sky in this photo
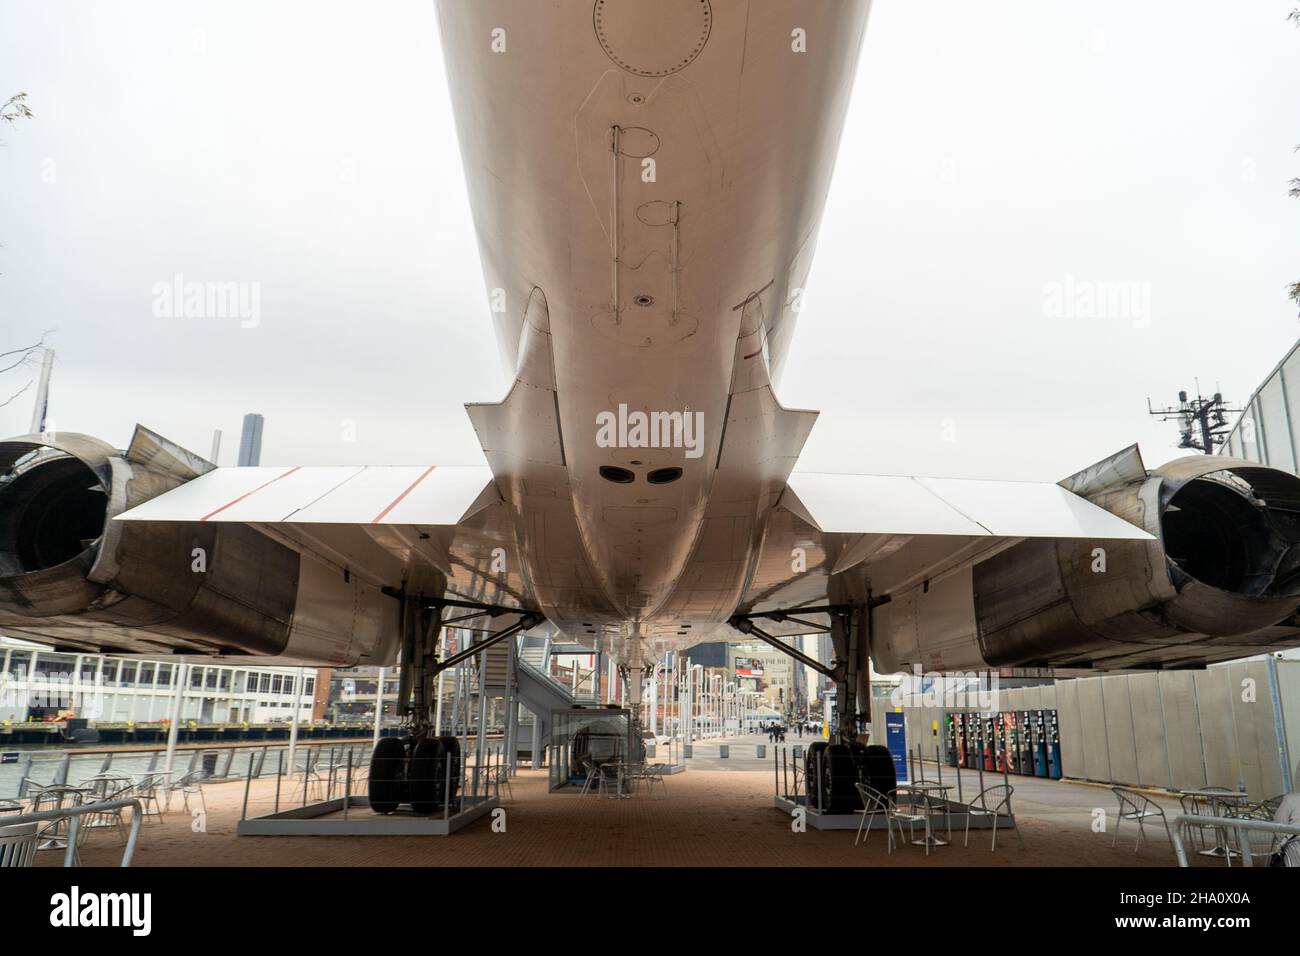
[1,0,1298,481]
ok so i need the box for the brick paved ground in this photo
[50,758,1194,867]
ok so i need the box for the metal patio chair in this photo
[483,762,514,801]
[82,778,135,844]
[966,784,1024,852]
[167,769,208,815]
[1177,792,1219,853]
[131,773,167,823]
[1111,786,1171,853]
[596,761,627,799]
[889,798,930,855]
[1280,837,1300,867]
[853,783,894,851]
[578,758,600,796]
[636,763,669,798]
[0,822,39,868]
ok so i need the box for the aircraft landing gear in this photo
[730,602,894,814]
[368,590,541,816]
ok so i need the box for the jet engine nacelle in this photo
[0,431,399,665]
[873,452,1300,672]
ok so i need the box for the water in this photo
[0,740,374,798]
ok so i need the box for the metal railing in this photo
[1170,813,1300,867]
[238,740,508,821]
[4,799,143,867]
[4,739,385,799]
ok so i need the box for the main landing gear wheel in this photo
[409,737,442,815]
[368,736,407,814]
[860,744,897,800]
[820,742,868,814]
[804,741,829,810]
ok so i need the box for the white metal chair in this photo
[966,784,1024,852]
[1111,786,1170,853]
[483,763,514,801]
[131,773,167,823]
[853,783,893,851]
[636,764,668,799]
[0,822,39,868]
[579,759,600,796]
[1177,793,1219,853]
[1280,837,1300,867]
[167,769,208,815]
[82,779,135,844]
[596,762,626,799]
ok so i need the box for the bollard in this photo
[719,744,729,759]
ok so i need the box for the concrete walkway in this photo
[45,735,1209,867]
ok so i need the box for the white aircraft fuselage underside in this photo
[440,0,873,652]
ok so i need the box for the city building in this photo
[237,412,265,467]
[0,635,320,725]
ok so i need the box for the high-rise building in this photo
[237,412,264,466]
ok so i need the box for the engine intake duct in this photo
[971,450,1300,670]
[0,430,299,655]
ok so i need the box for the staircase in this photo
[457,629,607,762]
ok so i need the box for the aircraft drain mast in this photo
[1146,388,1242,455]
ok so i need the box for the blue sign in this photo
[885,712,908,782]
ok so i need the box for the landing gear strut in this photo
[729,602,896,814]
[370,589,543,815]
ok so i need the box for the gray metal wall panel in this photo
[1077,678,1111,782]
[1040,684,1057,711]
[1057,679,1085,779]
[1024,686,1043,710]
[1101,676,1140,787]
[1159,671,1206,791]
[1128,672,1171,790]
[1226,662,1283,799]
[1259,376,1296,471]
[1279,661,1300,786]
[1194,669,1238,790]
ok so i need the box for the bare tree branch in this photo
[0,334,50,377]
[0,379,33,410]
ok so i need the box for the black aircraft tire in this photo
[823,744,862,815]
[409,737,443,814]
[804,741,829,811]
[860,744,897,800]
[368,736,407,814]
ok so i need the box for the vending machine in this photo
[1032,710,1049,777]
[1048,709,1063,779]
[993,713,1006,773]
[945,714,959,767]
[1019,710,1034,775]
[1004,711,1020,775]
[968,714,981,769]
[982,714,996,771]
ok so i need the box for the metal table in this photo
[1180,788,1252,859]
[897,781,953,848]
